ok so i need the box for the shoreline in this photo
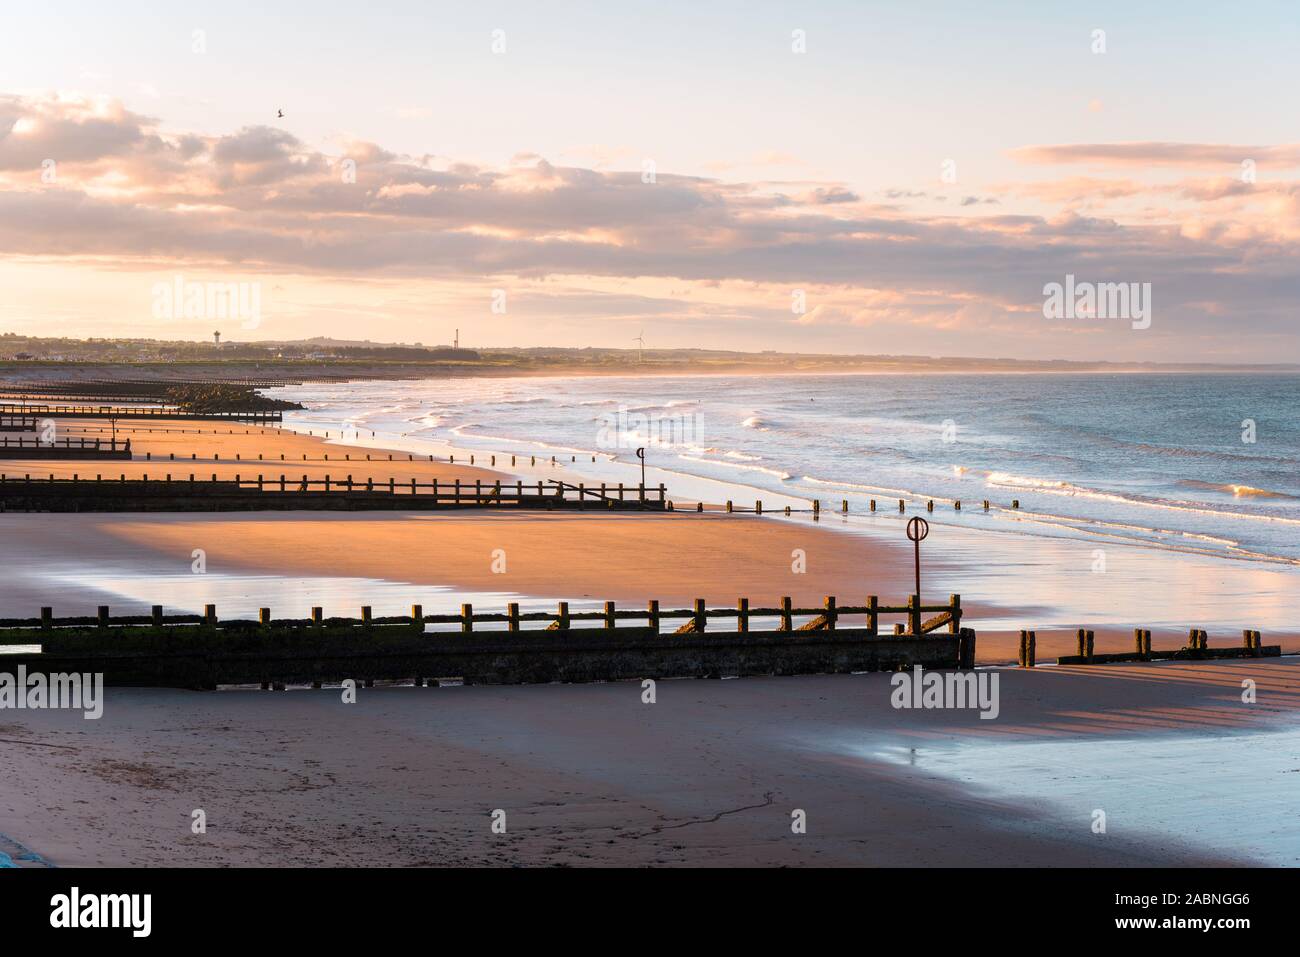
[1,413,1296,660]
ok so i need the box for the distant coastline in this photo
[2,336,1298,385]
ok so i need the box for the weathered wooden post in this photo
[755,499,762,515]
[203,604,216,626]
[461,603,473,633]
[259,608,271,627]
[98,605,109,629]
[958,627,977,669]
[824,595,837,631]
[842,499,848,513]
[1077,628,1087,657]
[866,595,879,636]
[648,599,660,633]
[410,605,423,633]
[604,601,617,630]
[726,500,733,513]
[737,597,749,633]
[40,606,52,631]
[813,499,821,519]
[556,601,570,630]
[311,607,323,629]
[870,499,877,511]
[361,606,372,625]
[1134,627,1145,658]
[926,499,934,512]
[1018,630,1028,667]
[693,598,707,632]
[507,602,520,633]
[780,596,792,632]
[898,499,905,512]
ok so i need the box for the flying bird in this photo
[277,109,284,118]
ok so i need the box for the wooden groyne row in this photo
[0,404,282,423]
[0,415,36,432]
[0,437,131,459]
[0,596,975,689]
[0,475,669,512]
[1015,627,1281,666]
[726,496,1026,515]
[0,377,306,402]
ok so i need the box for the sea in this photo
[264,371,1300,631]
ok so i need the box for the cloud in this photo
[1011,141,1300,169]
[3,92,1300,356]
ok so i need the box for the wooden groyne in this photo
[0,377,306,403]
[0,404,282,423]
[1012,627,1281,667]
[0,437,131,460]
[0,595,974,689]
[0,415,36,432]
[0,475,669,512]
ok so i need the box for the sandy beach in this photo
[4,413,1299,869]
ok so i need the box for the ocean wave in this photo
[984,471,1300,526]
[1178,480,1298,500]
[680,455,791,481]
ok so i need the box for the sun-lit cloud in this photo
[2,92,1300,360]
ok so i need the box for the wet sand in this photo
[4,659,1292,867]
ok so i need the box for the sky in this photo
[1,0,1298,361]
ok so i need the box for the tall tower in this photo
[454,328,459,350]
[213,330,222,348]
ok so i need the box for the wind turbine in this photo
[634,329,646,363]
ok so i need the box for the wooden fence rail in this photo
[1,594,961,637]
[0,404,280,423]
[0,474,669,511]
[0,438,132,460]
